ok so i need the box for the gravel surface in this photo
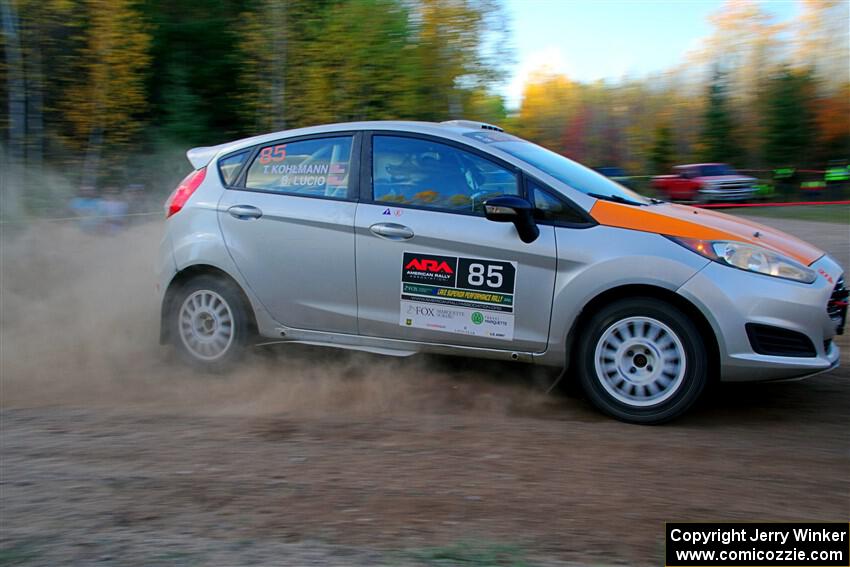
[1,214,848,566]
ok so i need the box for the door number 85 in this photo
[468,263,503,288]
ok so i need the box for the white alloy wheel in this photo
[593,316,687,407]
[178,289,235,361]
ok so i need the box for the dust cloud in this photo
[0,220,555,418]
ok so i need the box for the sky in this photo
[501,0,800,108]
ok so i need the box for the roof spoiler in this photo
[440,120,504,133]
[186,143,230,170]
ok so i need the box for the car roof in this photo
[242,120,481,145]
[188,120,508,169]
[188,119,599,212]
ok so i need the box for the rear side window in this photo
[218,151,249,185]
[372,136,518,213]
[245,136,353,198]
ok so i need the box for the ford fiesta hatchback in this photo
[158,120,846,423]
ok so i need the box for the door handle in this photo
[228,205,263,220]
[369,222,414,240]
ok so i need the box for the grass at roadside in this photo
[726,204,849,224]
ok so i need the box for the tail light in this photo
[166,167,206,218]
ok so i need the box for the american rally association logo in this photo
[404,257,454,274]
[402,253,457,286]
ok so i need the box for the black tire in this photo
[169,275,252,372]
[577,297,708,424]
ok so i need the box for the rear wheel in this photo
[170,275,250,371]
[577,297,708,424]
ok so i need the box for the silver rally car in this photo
[158,120,846,423]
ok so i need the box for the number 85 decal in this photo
[458,258,515,294]
[258,144,287,164]
[468,263,503,288]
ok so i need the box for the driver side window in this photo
[372,135,518,213]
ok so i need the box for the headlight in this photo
[669,237,816,283]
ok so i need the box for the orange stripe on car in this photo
[590,200,824,266]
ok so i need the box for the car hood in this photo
[590,201,824,266]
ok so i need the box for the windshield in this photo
[494,141,648,204]
[595,167,626,177]
[698,164,736,176]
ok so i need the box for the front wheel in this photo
[577,298,708,424]
[170,275,251,371]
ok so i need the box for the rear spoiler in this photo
[186,143,230,170]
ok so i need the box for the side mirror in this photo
[483,195,540,244]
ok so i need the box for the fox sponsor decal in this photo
[399,301,514,340]
[399,252,517,340]
[405,303,466,319]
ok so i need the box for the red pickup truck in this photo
[652,163,756,202]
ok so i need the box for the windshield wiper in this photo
[587,192,645,206]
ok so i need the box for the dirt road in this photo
[1,216,848,566]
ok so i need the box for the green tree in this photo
[142,0,251,145]
[237,0,509,130]
[411,0,510,120]
[699,69,740,164]
[238,0,373,130]
[649,123,674,174]
[461,88,508,125]
[763,67,815,167]
[297,0,420,124]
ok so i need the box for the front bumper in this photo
[678,254,843,382]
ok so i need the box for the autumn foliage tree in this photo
[1,0,849,215]
[514,71,578,152]
[813,82,850,163]
[237,0,509,131]
[61,0,150,184]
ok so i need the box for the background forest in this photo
[1,0,848,217]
